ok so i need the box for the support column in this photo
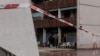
[58,8,61,18]
[41,13,44,20]
[43,28,46,46]
[70,11,74,17]
[58,28,61,44]
[58,8,62,44]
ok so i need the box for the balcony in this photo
[34,0,77,10]
[33,17,76,28]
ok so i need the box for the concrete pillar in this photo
[70,11,74,17]
[58,28,61,44]
[0,0,39,56]
[58,9,62,44]
[43,28,46,46]
[41,13,44,20]
[58,8,61,18]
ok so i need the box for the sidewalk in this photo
[39,47,100,56]
[39,47,76,56]
[39,47,75,52]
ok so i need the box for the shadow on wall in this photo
[0,47,15,56]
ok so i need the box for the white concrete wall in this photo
[0,0,29,4]
[0,0,39,56]
[77,0,100,49]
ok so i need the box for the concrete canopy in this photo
[0,0,39,56]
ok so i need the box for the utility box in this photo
[0,0,39,56]
[77,0,100,49]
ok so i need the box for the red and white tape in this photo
[0,4,99,48]
[30,5,100,49]
[30,5,100,37]
[0,4,99,37]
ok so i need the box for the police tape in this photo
[30,4,100,38]
[31,4,99,49]
[0,4,100,38]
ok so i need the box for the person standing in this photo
[53,34,58,48]
[48,35,55,47]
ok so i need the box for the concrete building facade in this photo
[77,0,100,49]
[32,0,77,48]
[32,0,100,49]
